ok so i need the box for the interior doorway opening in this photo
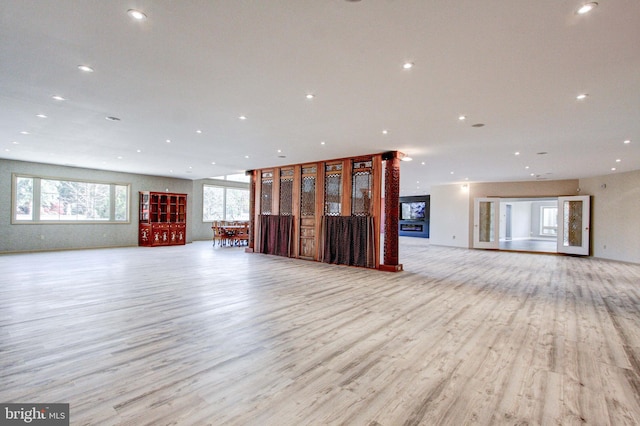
[499,198,557,253]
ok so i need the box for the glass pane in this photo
[324,174,341,216]
[40,179,109,221]
[563,200,583,247]
[279,178,293,216]
[352,172,372,216]
[261,179,273,215]
[115,185,128,221]
[479,201,494,242]
[226,188,250,220]
[301,176,316,216]
[203,186,224,221]
[541,207,558,235]
[15,176,33,221]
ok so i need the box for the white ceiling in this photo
[1,0,639,195]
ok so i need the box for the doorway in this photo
[473,196,591,255]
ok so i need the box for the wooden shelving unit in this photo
[139,191,187,246]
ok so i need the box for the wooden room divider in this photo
[246,151,404,271]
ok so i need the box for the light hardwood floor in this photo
[1,238,640,425]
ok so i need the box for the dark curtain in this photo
[322,216,375,268]
[259,215,293,257]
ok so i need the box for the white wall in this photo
[579,170,640,264]
[429,184,470,248]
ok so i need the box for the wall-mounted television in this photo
[401,201,426,220]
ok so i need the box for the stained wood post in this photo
[380,152,403,272]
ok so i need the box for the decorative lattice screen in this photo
[261,171,273,215]
[279,168,294,216]
[352,159,373,216]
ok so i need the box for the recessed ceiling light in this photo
[576,93,589,100]
[421,161,425,165]
[277,149,282,153]
[611,167,616,171]
[239,115,247,120]
[458,115,466,121]
[20,131,29,135]
[245,155,249,159]
[616,159,621,162]
[127,9,147,20]
[77,65,94,73]
[12,141,19,145]
[403,62,414,69]
[525,166,530,169]
[52,95,66,101]
[450,171,455,175]
[577,2,598,15]
[306,94,315,99]
[211,161,216,165]
[514,151,520,156]
[196,130,202,134]
[4,148,10,152]
[623,139,631,144]
[530,173,535,176]
[401,156,412,162]
[36,114,47,118]
[321,141,326,145]
[136,149,142,153]
[166,139,171,143]
[105,116,121,121]
[117,156,123,159]
[382,130,389,135]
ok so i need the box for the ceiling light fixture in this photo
[514,152,520,156]
[166,139,171,143]
[576,93,589,100]
[127,9,147,20]
[245,155,249,159]
[458,115,466,121]
[77,65,94,72]
[211,161,216,165]
[382,130,389,135]
[577,2,598,15]
[321,141,326,145]
[402,62,414,70]
[20,131,29,135]
[52,95,66,101]
[306,94,315,99]
[401,156,412,162]
[36,114,47,118]
[611,167,616,171]
[196,130,202,134]
[616,159,621,162]
[623,139,631,144]
[239,115,247,120]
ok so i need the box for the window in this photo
[12,174,130,223]
[203,184,250,221]
[540,206,558,235]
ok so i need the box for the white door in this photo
[473,198,500,249]
[557,195,590,255]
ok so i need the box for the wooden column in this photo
[380,152,403,272]
[246,170,256,252]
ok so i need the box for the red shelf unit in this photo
[139,191,187,246]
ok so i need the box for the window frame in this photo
[202,181,250,222]
[540,205,558,236]
[11,173,131,224]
